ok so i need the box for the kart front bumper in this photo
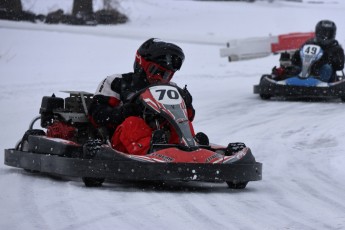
[4,148,262,183]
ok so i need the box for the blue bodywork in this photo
[285,76,328,87]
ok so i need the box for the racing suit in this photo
[291,38,344,82]
[88,72,195,155]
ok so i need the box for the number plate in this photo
[302,45,321,57]
[149,85,183,105]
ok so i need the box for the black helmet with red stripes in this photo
[134,38,185,83]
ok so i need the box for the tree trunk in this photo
[72,0,93,16]
[0,0,23,12]
[103,0,118,10]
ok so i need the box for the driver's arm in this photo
[178,86,195,121]
[291,49,302,67]
[88,75,140,128]
[329,45,344,71]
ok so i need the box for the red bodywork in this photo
[271,32,315,53]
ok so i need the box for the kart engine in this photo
[39,91,97,143]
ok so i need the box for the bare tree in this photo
[103,0,112,10]
[72,0,93,16]
[0,0,23,12]
[103,0,120,10]
[0,0,36,22]
[44,0,127,25]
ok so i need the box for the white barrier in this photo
[220,32,314,62]
[220,36,278,61]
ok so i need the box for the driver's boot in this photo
[225,142,246,156]
[194,132,209,145]
[151,130,168,145]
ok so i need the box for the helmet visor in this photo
[136,53,175,83]
[317,29,334,41]
[165,54,183,71]
[147,62,174,83]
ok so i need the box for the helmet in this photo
[315,20,336,45]
[134,38,185,83]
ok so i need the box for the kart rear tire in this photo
[18,129,46,173]
[82,177,105,187]
[19,129,46,151]
[226,181,248,189]
[260,94,271,100]
[24,169,39,173]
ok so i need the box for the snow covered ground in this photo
[1,0,345,229]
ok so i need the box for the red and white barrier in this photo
[271,32,315,53]
[220,32,315,62]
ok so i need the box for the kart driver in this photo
[272,20,344,82]
[88,38,209,155]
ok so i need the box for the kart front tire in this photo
[82,177,105,187]
[226,181,248,189]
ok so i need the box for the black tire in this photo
[260,74,272,81]
[82,177,105,187]
[341,97,345,102]
[82,139,103,159]
[257,75,273,100]
[260,94,272,100]
[225,142,246,156]
[24,169,39,173]
[18,129,46,172]
[226,181,248,189]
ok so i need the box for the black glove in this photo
[225,142,246,156]
[180,85,193,106]
[121,103,141,118]
[179,85,195,121]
